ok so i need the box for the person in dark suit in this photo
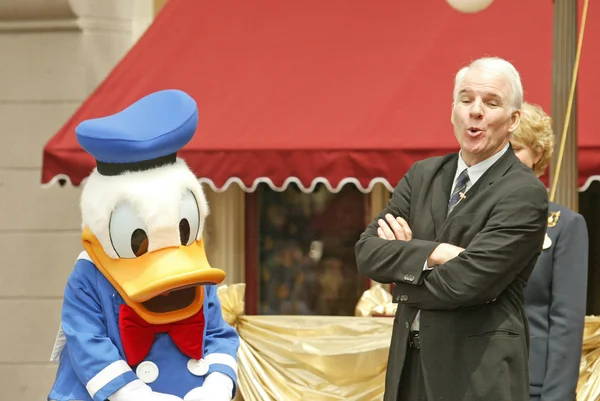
[510,102,588,401]
[355,57,549,401]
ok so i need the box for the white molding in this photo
[0,0,79,32]
[0,0,147,34]
[76,16,135,33]
[0,18,80,32]
[69,0,135,33]
[0,0,76,20]
[69,0,154,37]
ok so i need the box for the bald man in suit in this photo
[356,57,548,401]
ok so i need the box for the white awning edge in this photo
[578,175,600,192]
[41,174,395,193]
[197,176,396,193]
[41,174,600,194]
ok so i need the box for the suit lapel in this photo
[446,145,518,218]
[430,155,457,237]
[473,144,518,189]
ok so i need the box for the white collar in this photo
[454,142,510,187]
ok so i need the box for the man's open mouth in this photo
[467,127,485,134]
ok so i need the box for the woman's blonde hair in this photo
[512,102,555,177]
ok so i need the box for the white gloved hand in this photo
[183,372,234,401]
[108,379,184,401]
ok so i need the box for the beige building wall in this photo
[0,1,156,399]
[0,2,247,398]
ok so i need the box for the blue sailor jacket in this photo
[48,252,240,401]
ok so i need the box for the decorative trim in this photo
[41,174,396,193]
[41,174,86,189]
[49,324,66,363]
[86,360,132,398]
[196,176,396,194]
[42,173,600,194]
[205,353,238,374]
[77,251,93,263]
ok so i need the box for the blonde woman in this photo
[512,102,588,401]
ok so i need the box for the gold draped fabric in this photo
[354,284,397,317]
[218,284,392,400]
[577,316,600,401]
[217,284,600,401]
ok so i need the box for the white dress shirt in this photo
[450,142,510,196]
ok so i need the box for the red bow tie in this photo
[118,304,205,366]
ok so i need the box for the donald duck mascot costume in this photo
[48,90,240,401]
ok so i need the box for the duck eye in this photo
[179,190,201,246]
[179,219,191,245]
[131,228,149,257]
[109,202,149,258]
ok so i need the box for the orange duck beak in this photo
[82,227,225,324]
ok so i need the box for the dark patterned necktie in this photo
[448,169,470,214]
[414,169,471,331]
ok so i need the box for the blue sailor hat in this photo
[76,89,198,176]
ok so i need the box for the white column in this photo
[131,0,155,42]
[204,185,246,285]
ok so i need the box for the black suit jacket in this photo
[355,147,548,401]
[525,202,588,401]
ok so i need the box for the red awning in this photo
[42,0,597,192]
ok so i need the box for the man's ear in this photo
[450,103,455,125]
[508,109,521,133]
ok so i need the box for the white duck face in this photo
[79,159,225,324]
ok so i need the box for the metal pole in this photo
[550,0,579,211]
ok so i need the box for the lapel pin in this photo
[547,211,560,228]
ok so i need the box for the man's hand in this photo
[427,243,465,267]
[376,215,465,269]
[377,214,412,241]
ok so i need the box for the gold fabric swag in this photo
[217,284,600,401]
